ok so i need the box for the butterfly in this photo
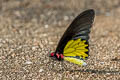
[50,9,95,66]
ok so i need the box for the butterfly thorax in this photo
[50,52,64,61]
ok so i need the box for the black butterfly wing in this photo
[55,9,95,54]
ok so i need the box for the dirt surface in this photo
[0,0,120,80]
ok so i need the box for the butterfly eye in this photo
[50,53,54,57]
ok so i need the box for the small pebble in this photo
[100,62,104,65]
[64,16,69,21]
[32,46,36,51]
[44,24,49,28]
[39,69,44,72]
[25,61,32,64]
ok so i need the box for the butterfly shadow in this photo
[65,69,120,74]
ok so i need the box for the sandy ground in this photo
[0,0,120,80]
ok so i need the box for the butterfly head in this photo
[50,52,54,57]
[50,52,64,60]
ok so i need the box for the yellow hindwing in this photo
[64,57,87,66]
[63,38,89,65]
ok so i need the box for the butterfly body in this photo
[50,9,95,66]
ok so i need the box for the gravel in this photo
[0,0,120,80]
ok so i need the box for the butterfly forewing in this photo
[55,9,95,54]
